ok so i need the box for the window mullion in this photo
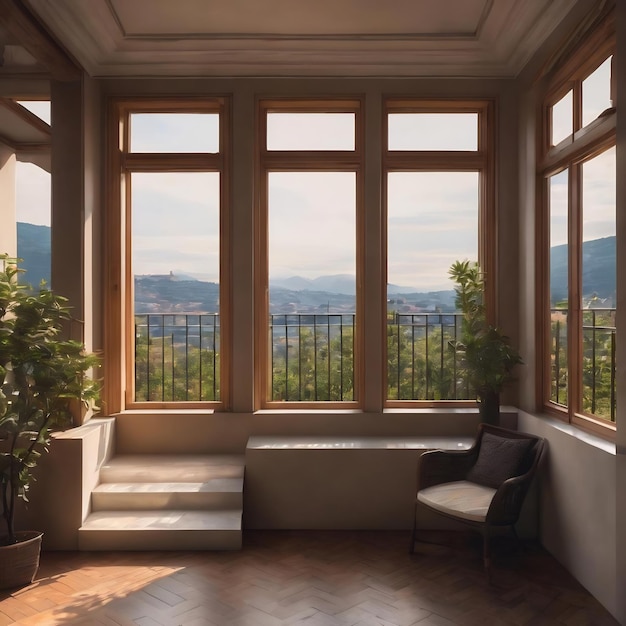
[567,163,582,419]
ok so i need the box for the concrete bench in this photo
[244,436,474,530]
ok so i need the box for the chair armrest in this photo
[418,448,478,490]
[486,471,534,525]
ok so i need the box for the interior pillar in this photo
[230,87,255,412]
[0,144,17,258]
[50,76,102,423]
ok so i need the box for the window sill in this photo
[521,410,616,456]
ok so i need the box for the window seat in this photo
[244,435,474,530]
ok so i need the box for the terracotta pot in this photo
[0,531,43,590]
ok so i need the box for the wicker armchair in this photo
[410,423,546,577]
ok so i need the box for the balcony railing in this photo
[134,314,220,402]
[134,310,616,417]
[387,313,468,401]
[271,314,355,401]
[550,307,616,422]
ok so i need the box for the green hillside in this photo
[16,222,50,288]
[550,235,615,304]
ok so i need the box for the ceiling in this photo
[2,0,594,79]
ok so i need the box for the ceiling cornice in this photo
[0,0,82,80]
[21,0,586,79]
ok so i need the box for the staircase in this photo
[79,454,244,551]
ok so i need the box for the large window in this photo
[256,100,362,407]
[540,13,616,434]
[107,99,229,410]
[384,100,494,406]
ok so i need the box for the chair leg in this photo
[409,502,418,554]
[510,524,523,552]
[482,526,492,583]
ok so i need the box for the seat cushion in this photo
[466,432,534,488]
[417,480,497,523]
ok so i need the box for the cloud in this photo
[16,163,50,226]
[388,172,478,289]
[131,113,219,153]
[269,172,356,278]
[131,172,220,278]
[388,113,477,151]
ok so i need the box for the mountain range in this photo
[15,222,616,311]
[16,222,51,287]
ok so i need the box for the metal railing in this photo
[133,310,616,417]
[387,313,468,401]
[270,314,355,401]
[134,314,220,402]
[550,308,616,422]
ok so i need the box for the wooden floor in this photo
[0,531,618,626]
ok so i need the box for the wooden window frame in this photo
[537,11,616,438]
[103,97,231,413]
[255,98,364,409]
[383,99,496,408]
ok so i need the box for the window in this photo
[256,100,362,407]
[540,13,616,434]
[16,162,51,288]
[384,100,494,406]
[13,99,51,290]
[106,99,229,410]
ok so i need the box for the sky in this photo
[15,72,616,293]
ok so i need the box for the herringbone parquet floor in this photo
[0,531,618,626]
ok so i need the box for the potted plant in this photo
[448,260,522,424]
[0,256,99,589]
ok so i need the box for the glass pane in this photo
[582,56,612,127]
[267,113,355,150]
[386,171,479,400]
[581,146,616,421]
[131,172,220,402]
[130,113,219,153]
[551,91,573,146]
[268,171,356,401]
[548,170,568,407]
[16,100,51,125]
[388,113,478,151]
[16,163,51,289]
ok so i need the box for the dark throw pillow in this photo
[467,432,534,489]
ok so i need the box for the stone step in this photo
[91,478,243,511]
[79,510,242,551]
[99,454,245,483]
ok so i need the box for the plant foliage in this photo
[0,256,99,545]
[448,260,522,400]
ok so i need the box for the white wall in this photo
[512,4,624,619]
[518,412,617,618]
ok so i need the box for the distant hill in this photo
[271,275,419,295]
[135,274,220,314]
[16,222,50,287]
[550,235,615,304]
[271,274,356,294]
[16,223,617,310]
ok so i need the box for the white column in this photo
[0,144,17,258]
